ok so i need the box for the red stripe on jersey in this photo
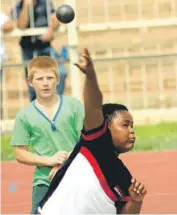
[82,121,107,141]
[80,146,118,202]
[115,185,130,202]
[122,196,131,201]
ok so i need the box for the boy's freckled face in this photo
[29,69,60,98]
[109,111,136,153]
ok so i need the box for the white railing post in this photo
[18,69,25,109]
[170,0,175,17]
[174,42,177,93]
[120,0,125,21]
[154,0,159,18]
[124,48,131,108]
[107,47,115,102]
[137,0,142,20]
[66,0,81,100]
[157,44,165,108]
[140,46,148,109]
[104,0,109,23]
[87,0,92,24]
[2,69,8,120]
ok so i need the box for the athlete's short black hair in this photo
[102,103,128,124]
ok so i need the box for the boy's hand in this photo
[48,165,61,180]
[47,151,68,167]
[40,28,54,42]
[74,48,95,78]
[48,152,71,180]
[23,0,34,6]
[128,178,147,203]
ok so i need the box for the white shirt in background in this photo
[0,12,9,64]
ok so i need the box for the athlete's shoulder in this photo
[81,120,110,142]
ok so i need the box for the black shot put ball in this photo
[56,4,75,24]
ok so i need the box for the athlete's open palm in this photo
[74,48,95,77]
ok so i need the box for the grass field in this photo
[1,122,177,161]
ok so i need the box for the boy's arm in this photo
[11,113,68,167]
[1,18,14,32]
[74,48,104,131]
[14,146,67,167]
[40,3,59,42]
[49,2,60,32]
[40,13,59,42]
[15,0,31,29]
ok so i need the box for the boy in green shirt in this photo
[10,56,84,214]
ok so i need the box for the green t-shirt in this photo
[11,95,84,187]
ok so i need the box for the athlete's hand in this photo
[74,48,95,78]
[128,178,147,203]
[47,151,68,167]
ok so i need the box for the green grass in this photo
[1,134,15,161]
[1,134,34,161]
[1,122,177,161]
[133,122,177,152]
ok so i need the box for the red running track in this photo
[1,150,177,214]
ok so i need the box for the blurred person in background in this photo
[0,11,14,75]
[10,0,67,102]
[0,11,14,118]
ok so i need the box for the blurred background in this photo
[1,0,177,157]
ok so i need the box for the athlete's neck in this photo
[36,94,60,108]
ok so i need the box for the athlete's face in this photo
[109,111,135,153]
